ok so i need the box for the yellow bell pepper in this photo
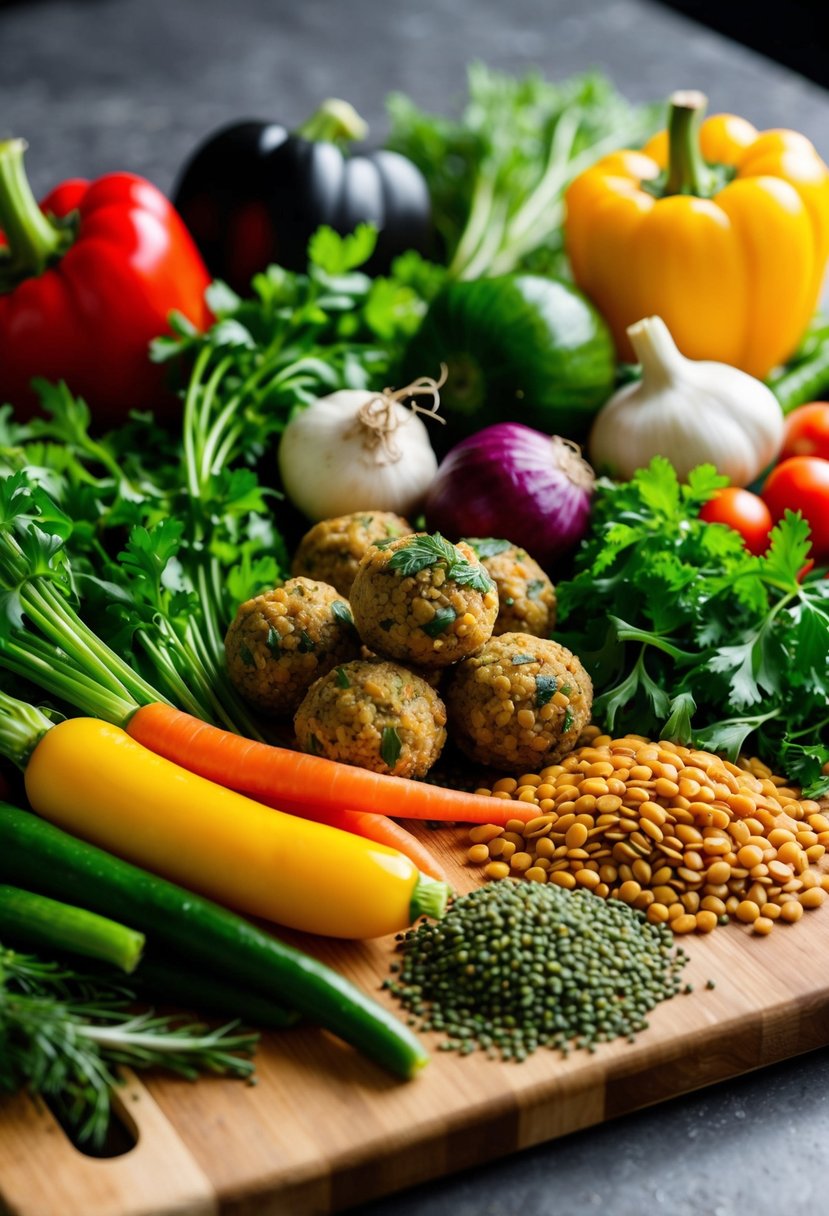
[564,90,829,379]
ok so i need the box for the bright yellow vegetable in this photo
[23,717,448,939]
[564,89,829,378]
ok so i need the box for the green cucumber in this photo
[131,953,301,1030]
[0,884,144,973]
[0,804,428,1079]
[399,273,616,453]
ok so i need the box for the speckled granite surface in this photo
[2,2,829,1213]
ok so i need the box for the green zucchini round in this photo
[399,274,616,453]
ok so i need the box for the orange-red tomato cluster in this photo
[700,403,829,566]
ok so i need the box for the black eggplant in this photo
[173,99,433,292]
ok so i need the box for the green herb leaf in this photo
[298,630,316,653]
[332,600,355,628]
[335,666,350,688]
[386,533,494,594]
[422,604,457,637]
[512,653,535,666]
[464,537,511,559]
[534,675,558,706]
[266,627,281,656]
[526,579,547,600]
[380,726,403,770]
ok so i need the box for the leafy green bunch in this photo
[387,65,662,280]
[0,228,440,734]
[556,458,829,794]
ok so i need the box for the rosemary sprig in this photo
[0,945,258,1147]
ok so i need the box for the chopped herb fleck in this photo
[534,674,558,706]
[307,734,322,755]
[335,666,350,688]
[463,537,511,559]
[563,707,575,732]
[512,653,535,666]
[266,626,281,655]
[379,618,395,632]
[239,644,256,667]
[526,579,547,600]
[560,684,572,696]
[380,726,403,770]
[504,597,515,606]
[422,605,457,638]
[331,600,355,628]
[298,630,316,653]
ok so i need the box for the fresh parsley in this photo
[386,533,494,594]
[556,457,829,793]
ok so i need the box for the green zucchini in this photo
[0,805,428,1079]
[0,884,144,973]
[399,273,616,453]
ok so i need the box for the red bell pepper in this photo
[0,138,212,427]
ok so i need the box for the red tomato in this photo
[698,487,773,556]
[761,456,829,561]
[780,402,829,462]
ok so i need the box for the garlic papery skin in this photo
[278,382,441,522]
[588,315,784,486]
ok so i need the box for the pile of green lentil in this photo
[384,880,689,1060]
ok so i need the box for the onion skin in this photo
[423,422,595,571]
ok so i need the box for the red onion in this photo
[423,422,595,570]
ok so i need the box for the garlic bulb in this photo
[278,376,443,521]
[588,316,784,486]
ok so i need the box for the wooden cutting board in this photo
[2,822,829,1216]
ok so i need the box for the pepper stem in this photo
[295,99,369,147]
[663,90,717,198]
[0,139,67,284]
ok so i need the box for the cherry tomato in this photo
[780,402,829,462]
[761,456,829,561]
[698,487,773,556]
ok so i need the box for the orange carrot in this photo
[263,798,449,883]
[127,703,536,827]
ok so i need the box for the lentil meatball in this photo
[444,632,593,771]
[294,659,447,778]
[350,533,499,669]
[465,539,557,637]
[225,577,360,717]
[292,511,414,597]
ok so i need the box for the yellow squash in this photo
[564,90,829,378]
[23,717,447,939]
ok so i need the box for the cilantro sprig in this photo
[557,457,829,794]
[384,533,495,595]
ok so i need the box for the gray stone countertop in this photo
[2,1,828,1213]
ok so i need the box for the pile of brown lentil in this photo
[466,729,829,935]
